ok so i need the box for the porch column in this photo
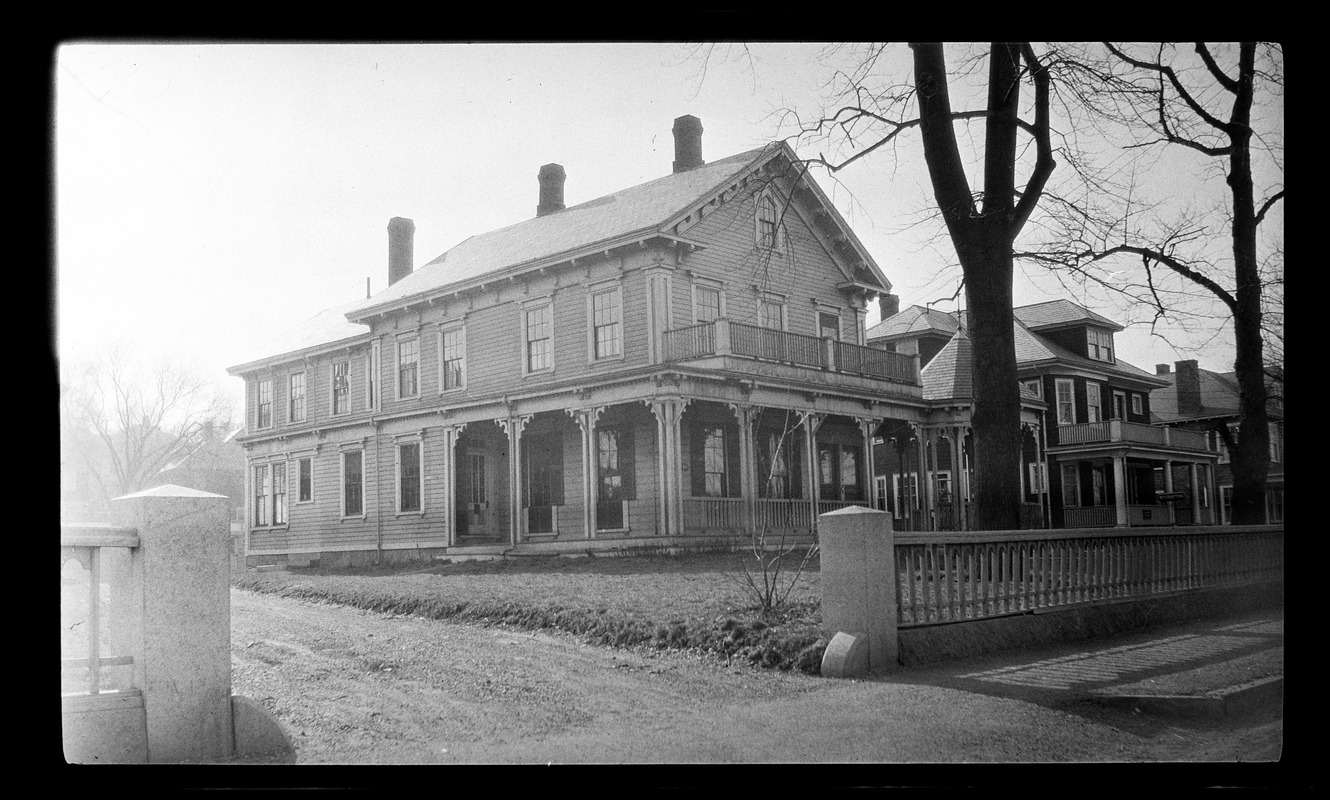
[650,399,685,536]
[801,412,824,527]
[1189,463,1202,524]
[1113,454,1129,527]
[573,408,603,539]
[857,417,879,511]
[913,425,928,531]
[951,426,966,531]
[1163,460,1174,493]
[729,404,757,536]
[925,429,939,531]
[499,415,532,547]
[440,423,463,547]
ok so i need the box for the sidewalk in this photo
[899,607,1284,719]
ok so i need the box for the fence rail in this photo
[754,498,812,531]
[683,497,745,531]
[834,340,916,381]
[730,321,823,367]
[662,322,716,362]
[893,526,1283,627]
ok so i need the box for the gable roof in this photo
[865,305,960,342]
[347,141,888,323]
[1012,299,1123,332]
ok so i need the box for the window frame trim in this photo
[587,281,626,364]
[395,335,421,400]
[438,321,467,393]
[288,371,307,424]
[339,447,366,520]
[1055,378,1078,426]
[521,296,556,376]
[394,436,425,516]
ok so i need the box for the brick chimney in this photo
[1175,359,1202,417]
[537,163,566,217]
[1155,364,1171,374]
[672,115,704,173]
[880,293,900,320]
[387,217,415,287]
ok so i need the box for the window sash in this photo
[257,380,272,428]
[1086,383,1102,423]
[592,290,622,359]
[288,373,306,422]
[398,339,419,398]
[525,305,552,372]
[757,195,779,248]
[398,442,421,512]
[758,301,784,331]
[1055,379,1076,425]
[702,427,727,497]
[297,457,312,502]
[695,285,721,323]
[272,462,287,524]
[1061,464,1080,508]
[253,464,270,526]
[332,362,350,415]
[442,327,465,390]
[343,451,363,516]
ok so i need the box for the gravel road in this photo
[228,588,1282,765]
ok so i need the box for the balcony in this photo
[1054,420,1212,452]
[662,319,919,385]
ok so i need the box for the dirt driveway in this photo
[229,588,1282,766]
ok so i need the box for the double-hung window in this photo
[252,461,286,526]
[818,310,841,341]
[440,325,466,391]
[1061,464,1080,507]
[397,338,419,399]
[591,287,622,360]
[702,426,728,497]
[342,450,364,517]
[1086,383,1102,423]
[1055,379,1076,425]
[397,441,422,513]
[758,298,784,330]
[288,372,306,423]
[257,379,272,429]
[524,302,553,373]
[296,457,313,503]
[1087,329,1115,362]
[332,361,350,415]
[1131,393,1143,416]
[695,283,722,323]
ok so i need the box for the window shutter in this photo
[789,435,804,500]
[552,433,565,506]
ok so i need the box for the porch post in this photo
[573,408,603,539]
[913,425,928,531]
[729,404,757,537]
[500,415,532,547]
[951,426,965,531]
[801,412,824,528]
[651,399,686,536]
[1163,460,1174,493]
[440,424,457,547]
[858,417,878,511]
[1189,462,1201,524]
[1113,454,1129,527]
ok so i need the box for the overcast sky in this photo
[55,42,1257,412]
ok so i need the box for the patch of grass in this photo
[233,551,827,674]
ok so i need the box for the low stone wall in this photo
[897,581,1283,666]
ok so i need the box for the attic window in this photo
[757,194,780,249]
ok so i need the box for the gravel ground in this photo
[226,588,1284,767]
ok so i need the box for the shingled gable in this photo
[347,141,890,324]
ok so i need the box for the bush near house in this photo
[232,550,828,674]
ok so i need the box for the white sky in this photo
[55,42,1258,414]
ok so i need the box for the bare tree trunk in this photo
[912,43,1039,531]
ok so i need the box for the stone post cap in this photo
[819,505,886,517]
[113,484,229,501]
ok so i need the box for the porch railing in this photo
[61,524,140,697]
[754,498,812,531]
[1062,506,1117,528]
[663,319,919,385]
[1055,420,1211,451]
[683,497,745,531]
[893,526,1282,627]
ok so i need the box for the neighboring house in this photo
[865,299,1220,530]
[227,116,927,567]
[1149,360,1284,524]
[154,423,247,520]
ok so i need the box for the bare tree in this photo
[1028,42,1283,524]
[60,346,236,517]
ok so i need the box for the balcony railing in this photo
[663,319,919,384]
[61,524,141,697]
[1055,419,1211,451]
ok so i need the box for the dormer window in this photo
[1087,329,1114,363]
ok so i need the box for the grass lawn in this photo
[233,548,829,674]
